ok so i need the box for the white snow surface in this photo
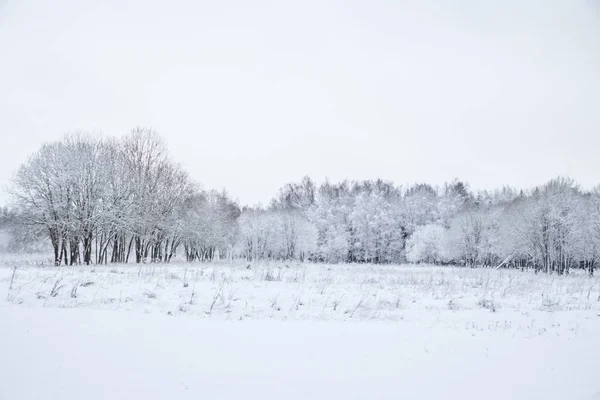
[1,257,600,399]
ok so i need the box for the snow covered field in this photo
[2,256,600,399]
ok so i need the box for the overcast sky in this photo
[0,1,599,206]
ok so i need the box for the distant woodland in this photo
[4,128,600,275]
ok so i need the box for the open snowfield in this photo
[2,255,600,399]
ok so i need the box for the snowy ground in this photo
[2,255,600,399]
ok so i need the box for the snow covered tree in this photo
[445,208,500,267]
[401,184,438,236]
[307,184,351,263]
[349,190,404,263]
[180,190,240,262]
[271,176,316,211]
[405,224,446,264]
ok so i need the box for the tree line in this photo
[241,176,600,275]
[6,130,600,275]
[9,129,238,265]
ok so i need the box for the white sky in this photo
[1,0,599,206]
